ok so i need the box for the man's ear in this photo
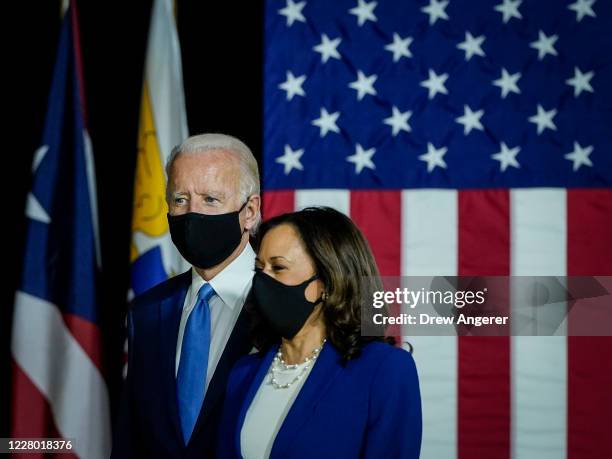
[243,194,261,231]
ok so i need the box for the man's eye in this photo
[174,197,187,205]
[204,196,218,204]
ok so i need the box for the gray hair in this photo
[166,133,261,233]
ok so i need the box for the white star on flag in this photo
[419,142,448,172]
[26,145,51,224]
[492,142,521,171]
[276,144,305,174]
[278,0,306,27]
[494,0,522,23]
[313,34,342,63]
[493,68,521,98]
[26,193,51,224]
[421,0,449,25]
[457,32,486,60]
[32,144,49,172]
[568,0,597,22]
[311,108,341,137]
[385,33,413,62]
[349,70,377,100]
[384,106,412,136]
[565,142,594,171]
[529,104,557,135]
[566,67,595,97]
[530,30,559,60]
[456,105,485,135]
[347,143,376,174]
[279,71,306,100]
[349,0,377,27]
[420,69,449,99]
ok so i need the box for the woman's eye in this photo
[271,265,286,271]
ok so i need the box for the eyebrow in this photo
[271,256,290,262]
[196,190,227,199]
[255,255,291,263]
[170,190,227,199]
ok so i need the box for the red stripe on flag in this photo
[568,189,612,275]
[350,191,402,342]
[567,189,612,459]
[458,190,510,276]
[350,191,401,276]
[458,190,510,459]
[70,0,88,125]
[11,360,78,459]
[62,313,103,371]
[262,190,295,220]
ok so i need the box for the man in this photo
[112,133,261,458]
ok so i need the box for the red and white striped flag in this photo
[263,189,612,458]
[262,0,612,456]
[264,189,612,458]
[11,2,110,457]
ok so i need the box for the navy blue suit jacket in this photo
[217,341,422,459]
[111,270,253,459]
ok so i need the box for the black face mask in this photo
[167,200,248,269]
[252,270,323,340]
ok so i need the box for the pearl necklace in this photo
[269,339,327,389]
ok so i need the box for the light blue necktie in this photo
[177,283,215,444]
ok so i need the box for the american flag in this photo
[10,3,110,458]
[262,1,612,458]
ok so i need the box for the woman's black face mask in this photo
[252,270,323,340]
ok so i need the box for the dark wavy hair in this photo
[248,206,395,363]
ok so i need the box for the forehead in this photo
[259,224,310,260]
[168,149,240,188]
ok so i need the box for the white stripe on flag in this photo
[11,292,111,459]
[511,188,567,459]
[401,189,458,459]
[401,190,457,277]
[295,189,350,214]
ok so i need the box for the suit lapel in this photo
[270,343,343,459]
[235,345,278,455]
[158,271,191,446]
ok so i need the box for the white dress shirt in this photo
[241,359,315,459]
[175,243,255,393]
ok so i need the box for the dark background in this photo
[3,0,264,437]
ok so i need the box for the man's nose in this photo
[187,200,206,214]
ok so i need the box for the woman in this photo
[217,207,421,459]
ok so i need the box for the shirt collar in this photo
[189,243,256,310]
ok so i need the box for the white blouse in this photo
[240,358,315,459]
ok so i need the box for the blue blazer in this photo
[111,271,253,459]
[217,341,422,459]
